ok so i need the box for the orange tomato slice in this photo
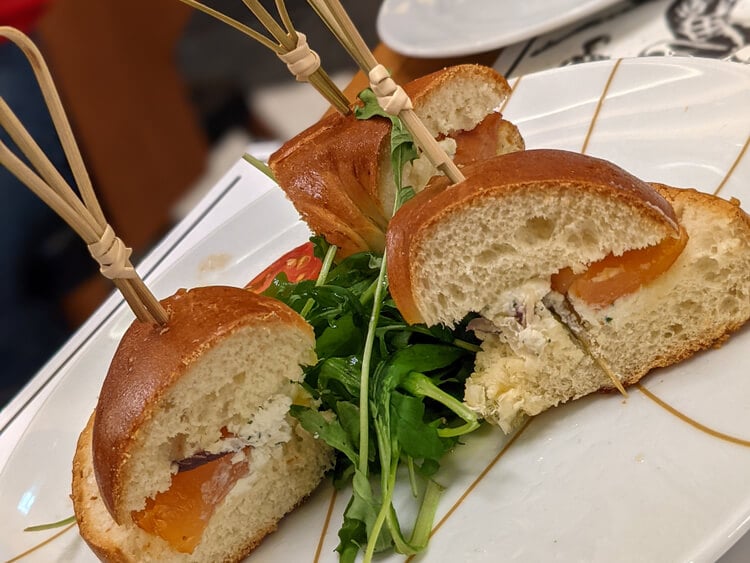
[551,227,688,308]
[132,450,250,553]
[246,241,323,293]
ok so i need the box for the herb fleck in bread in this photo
[269,64,524,257]
[72,286,333,561]
[386,149,750,432]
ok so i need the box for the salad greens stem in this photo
[242,152,276,181]
[402,372,480,437]
[365,452,402,561]
[438,420,482,438]
[316,243,338,285]
[24,515,76,532]
[452,338,482,353]
[409,479,445,548]
[357,263,388,476]
[406,455,418,497]
[300,243,338,318]
[358,276,379,306]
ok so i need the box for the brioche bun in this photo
[72,286,333,561]
[270,64,524,257]
[385,149,750,431]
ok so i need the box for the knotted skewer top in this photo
[177,0,350,115]
[307,0,466,185]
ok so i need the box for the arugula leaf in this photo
[355,88,417,202]
[316,312,363,358]
[317,357,361,401]
[391,391,447,460]
[290,405,359,466]
[269,84,483,562]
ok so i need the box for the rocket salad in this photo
[255,90,484,562]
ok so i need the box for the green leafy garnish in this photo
[271,244,479,561]
[355,88,418,208]
[24,515,76,532]
[266,92,481,562]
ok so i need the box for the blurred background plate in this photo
[377,0,622,57]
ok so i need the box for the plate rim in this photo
[376,0,623,57]
[1,56,749,562]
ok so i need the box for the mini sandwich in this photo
[387,149,750,432]
[72,286,333,561]
[269,64,525,257]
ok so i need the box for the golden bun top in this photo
[269,64,513,258]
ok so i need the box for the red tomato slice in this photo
[246,242,323,293]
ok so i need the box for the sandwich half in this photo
[72,285,333,561]
[269,64,525,257]
[387,149,750,432]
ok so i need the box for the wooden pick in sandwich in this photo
[0,27,168,325]
[303,1,628,397]
[176,0,351,115]
[306,0,465,185]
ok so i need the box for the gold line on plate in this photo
[6,522,77,562]
[405,417,534,562]
[636,383,750,447]
[713,134,750,196]
[581,58,623,155]
[313,486,338,563]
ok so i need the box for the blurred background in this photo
[0,0,379,406]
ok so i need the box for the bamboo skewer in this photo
[307,0,466,185]
[176,0,351,115]
[2,26,106,228]
[0,27,169,325]
[302,3,627,397]
[175,1,462,182]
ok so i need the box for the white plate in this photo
[1,57,749,562]
[377,0,621,57]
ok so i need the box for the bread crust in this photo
[629,183,750,375]
[74,413,133,562]
[92,285,313,523]
[269,64,517,258]
[386,149,680,324]
[74,410,319,562]
[270,112,392,256]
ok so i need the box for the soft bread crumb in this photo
[119,324,317,516]
[463,186,750,431]
[413,184,672,327]
[413,72,509,137]
[73,412,333,562]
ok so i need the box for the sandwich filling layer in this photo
[464,187,750,432]
[386,151,750,435]
[131,394,296,553]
